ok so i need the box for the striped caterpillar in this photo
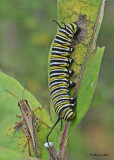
[47,20,80,142]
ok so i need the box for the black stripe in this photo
[52,52,70,56]
[51,86,68,95]
[52,93,69,101]
[55,35,71,43]
[56,104,71,116]
[50,69,68,74]
[54,98,70,107]
[50,63,69,67]
[52,48,71,53]
[66,112,75,121]
[54,40,71,46]
[70,23,75,31]
[51,58,68,62]
[66,25,74,35]
[50,74,68,78]
[59,27,73,36]
[52,47,70,51]
[50,79,68,85]
[64,110,73,121]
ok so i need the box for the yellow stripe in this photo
[51,83,68,89]
[52,90,69,99]
[53,43,70,49]
[67,112,75,121]
[55,104,62,113]
[51,55,68,60]
[67,23,77,33]
[61,108,69,118]
[71,23,77,32]
[67,24,73,30]
[50,83,67,91]
[55,101,69,112]
[53,95,69,104]
[56,100,70,106]
[51,66,67,70]
[54,42,71,46]
[57,32,71,41]
[66,112,72,119]
[50,82,68,89]
[50,77,68,81]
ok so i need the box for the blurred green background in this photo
[0,0,114,160]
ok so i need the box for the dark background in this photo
[0,0,113,159]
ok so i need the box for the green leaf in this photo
[0,71,58,160]
[0,147,38,160]
[68,46,105,135]
[48,0,106,140]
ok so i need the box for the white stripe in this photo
[52,50,70,54]
[57,104,70,115]
[50,72,68,77]
[64,109,72,119]
[51,88,68,97]
[55,100,69,107]
[59,28,71,35]
[66,26,74,35]
[52,94,69,102]
[54,98,70,106]
[56,35,71,43]
[50,82,67,89]
[51,86,68,93]
[53,47,69,51]
[50,81,68,88]
[50,62,68,66]
[51,58,68,61]
[55,38,71,45]
[50,78,68,83]
[50,69,68,72]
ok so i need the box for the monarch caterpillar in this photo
[47,20,80,142]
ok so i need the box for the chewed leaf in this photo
[0,71,58,159]
[48,0,106,140]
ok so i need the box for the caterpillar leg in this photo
[70,47,74,52]
[68,81,76,88]
[70,99,77,108]
[69,58,74,64]
[68,69,74,76]
[70,97,77,104]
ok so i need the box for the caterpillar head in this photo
[61,22,77,38]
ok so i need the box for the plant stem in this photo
[59,122,69,158]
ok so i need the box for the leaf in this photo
[0,147,38,160]
[68,46,105,135]
[48,0,106,141]
[0,71,58,160]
